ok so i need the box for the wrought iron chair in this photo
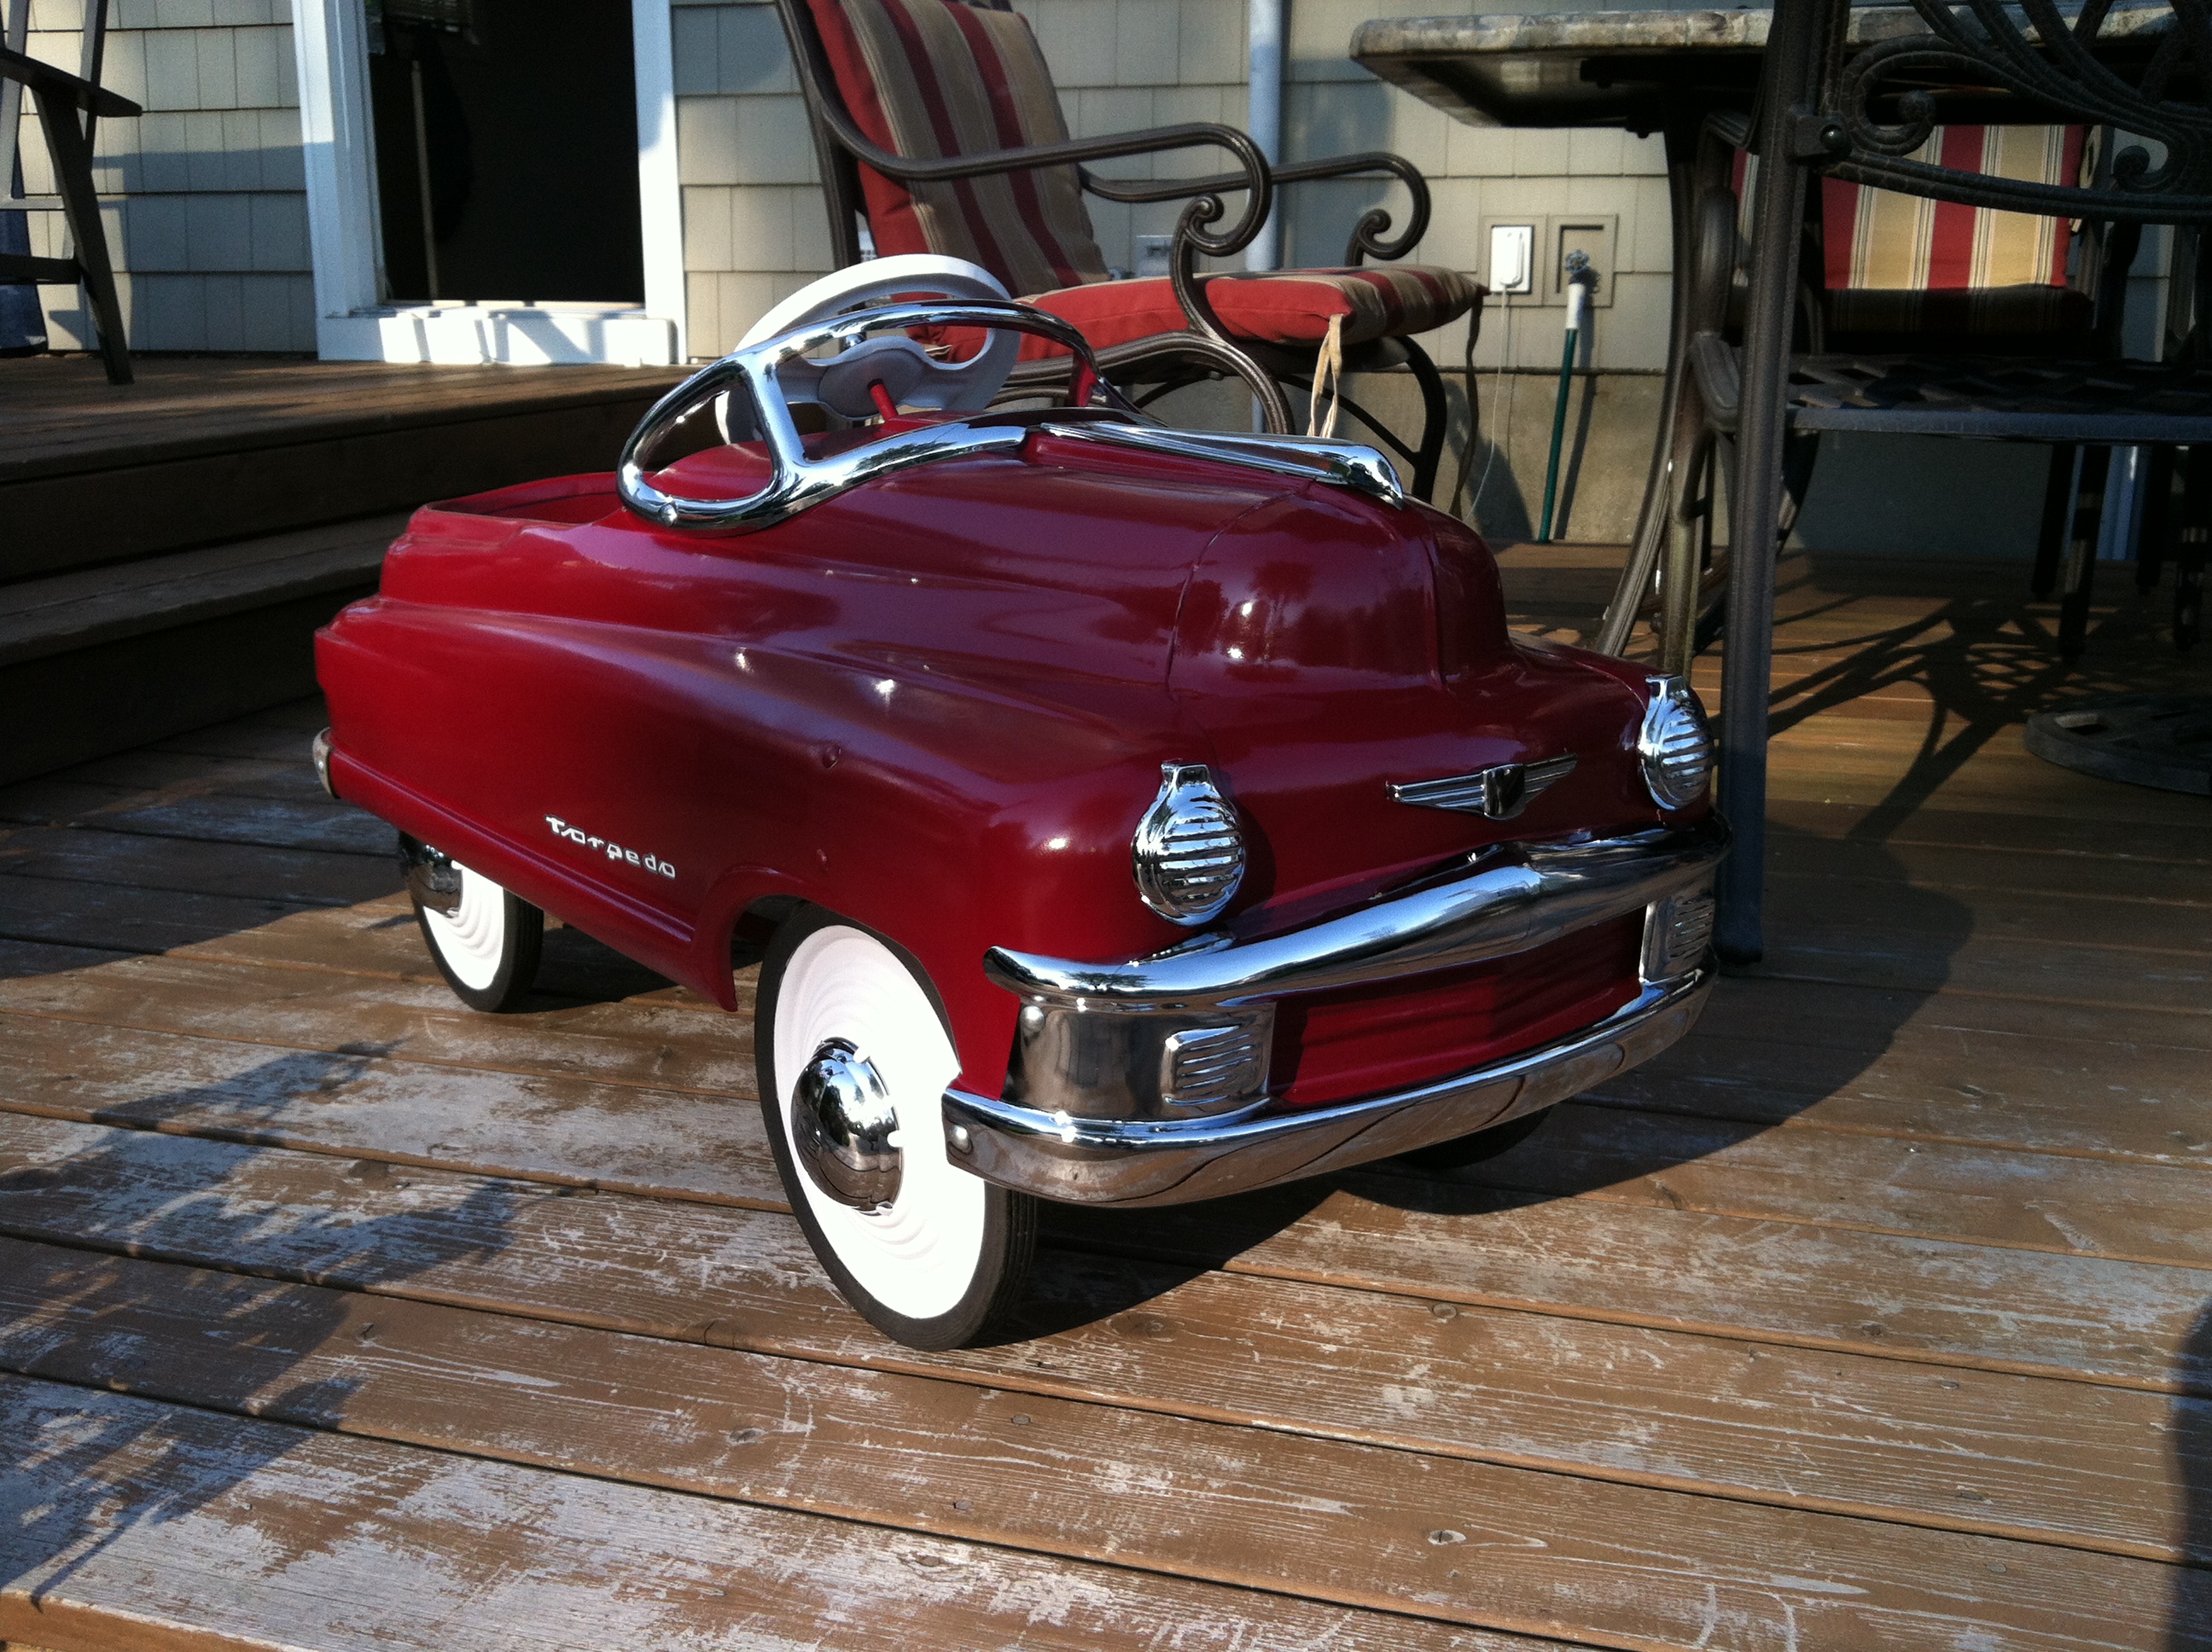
[0,0,137,383]
[1682,0,2212,959]
[767,0,1481,499]
[1600,120,2148,677]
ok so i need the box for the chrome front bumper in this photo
[941,815,1727,1207]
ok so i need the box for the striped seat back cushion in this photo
[806,0,1112,298]
[1738,127,2089,334]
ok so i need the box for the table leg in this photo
[1595,117,1703,656]
[2031,445,2075,598]
[1659,428,1712,678]
[2176,445,2209,650]
[1714,0,1820,965]
[2058,445,2110,657]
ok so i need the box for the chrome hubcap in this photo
[398,835,463,916]
[791,1038,902,1210]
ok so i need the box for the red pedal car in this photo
[314,257,1727,1349]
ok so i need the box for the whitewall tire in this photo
[757,905,1034,1350]
[408,842,544,1013]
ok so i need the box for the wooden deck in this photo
[0,548,2208,1650]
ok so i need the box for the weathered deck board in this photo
[0,780,394,855]
[0,1241,2193,1639]
[1421,1105,2212,1267]
[3,1113,2207,1419]
[0,824,399,907]
[0,1226,2183,1565]
[1,1376,1550,1652]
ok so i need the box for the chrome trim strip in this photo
[618,299,1104,535]
[986,815,1730,1009]
[1040,421,1406,506]
[943,968,1713,1207]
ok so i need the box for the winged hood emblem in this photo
[1388,755,1576,820]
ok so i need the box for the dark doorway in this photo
[365,0,644,305]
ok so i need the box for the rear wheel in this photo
[757,905,1034,1350]
[406,839,544,1013]
[1396,1106,1551,1171]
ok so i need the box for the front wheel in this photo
[757,905,1034,1350]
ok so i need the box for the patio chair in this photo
[767,0,1480,499]
[0,0,137,383]
[1601,119,2169,681]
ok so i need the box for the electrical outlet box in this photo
[1486,222,1534,295]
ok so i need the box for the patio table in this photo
[1351,1,2206,959]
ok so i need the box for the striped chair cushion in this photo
[1022,265,1480,360]
[806,0,1110,297]
[812,0,1477,361]
[1739,127,2089,336]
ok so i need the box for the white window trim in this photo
[288,0,685,365]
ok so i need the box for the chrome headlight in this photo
[1132,763,1245,925]
[1638,675,1713,809]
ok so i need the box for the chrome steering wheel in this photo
[716,254,1021,440]
[617,296,1122,534]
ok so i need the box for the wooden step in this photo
[0,515,403,785]
[1,355,684,580]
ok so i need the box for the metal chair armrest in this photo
[1277,150,1432,263]
[1088,149,1432,264]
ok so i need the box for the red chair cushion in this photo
[1016,265,1481,361]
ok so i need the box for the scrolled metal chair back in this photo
[1813,0,2212,222]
